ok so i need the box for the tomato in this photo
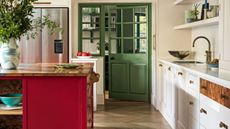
[82,52,88,56]
[76,51,82,56]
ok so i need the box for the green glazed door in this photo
[108,5,150,101]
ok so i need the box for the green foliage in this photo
[191,3,201,20]
[0,0,63,43]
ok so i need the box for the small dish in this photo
[77,56,93,59]
[0,104,22,110]
[55,64,81,69]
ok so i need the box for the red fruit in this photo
[76,51,82,56]
[87,52,92,56]
[82,52,88,56]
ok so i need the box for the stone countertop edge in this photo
[159,59,230,89]
[0,63,94,77]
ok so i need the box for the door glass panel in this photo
[82,39,100,54]
[82,30,100,38]
[110,9,122,23]
[111,39,122,54]
[135,23,147,38]
[110,24,121,38]
[135,39,147,53]
[134,8,147,22]
[123,39,134,53]
[82,7,100,15]
[123,24,133,37]
[123,8,134,23]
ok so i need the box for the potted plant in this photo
[0,0,62,70]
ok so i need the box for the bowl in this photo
[0,94,22,107]
[207,63,219,68]
[168,51,190,60]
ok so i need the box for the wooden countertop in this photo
[0,63,94,77]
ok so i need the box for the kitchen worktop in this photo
[0,63,93,77]
[159,59,230,88]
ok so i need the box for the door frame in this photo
[78,3,152,103]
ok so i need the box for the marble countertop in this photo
[0,63,94,77]
[159,59,230,88]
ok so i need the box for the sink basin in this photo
[173,60,204,64]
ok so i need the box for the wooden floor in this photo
[94,100,172,129]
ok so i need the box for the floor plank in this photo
[94,100,172,129]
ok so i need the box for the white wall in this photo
[156,0,191,59]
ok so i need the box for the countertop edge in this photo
[159,59,230,88]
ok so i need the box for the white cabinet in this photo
[175,69,188,129]
[220,0,230,70]
[33,0,70,7]
[158,64,177,128]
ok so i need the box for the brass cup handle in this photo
[178,72,183,76]
[189,101,194,105]
[168,67,171,71]
[219,122,228,129]
[189,80,194,84]
[159,64,163,67]
[33,2,51,4]
[220,94,229,100]
[200,108,207,114]
[201,86,208,90]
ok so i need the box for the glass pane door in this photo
[80,6,101,55]
[109,6,148,54]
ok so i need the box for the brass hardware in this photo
[159,64,163,67]
[178,72,183,76]
[219,122,228,129]
[168,67,171,71]
[200,108,207,114]
[189,80,194,84]
[189,101,194,105]
[221,94,229,100]
[33,2,51,4]
[201,86,208,90]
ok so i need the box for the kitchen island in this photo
[0,63,99,129]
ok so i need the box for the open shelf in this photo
[0,109,22,115]
[174,0,196,5]
[174,17,219,30]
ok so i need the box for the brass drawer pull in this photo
[189,80,194,84]
[168,67,171,71]
[178,72,183,76]
[159,64,163,67]
[200,108,207,114]
[201,86,208,90]
[33,2,52,4]
[189,101,194,105]
[221,94,229,100]
[219,122,228,129]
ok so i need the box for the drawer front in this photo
[200,103,220,129]
[188,94,199,121]
[200,79,225,106]
[187,74,199,91]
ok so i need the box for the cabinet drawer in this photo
[200,79,229,109]
[187,74,199,91]
[200,103,220,129]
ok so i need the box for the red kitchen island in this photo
[0,63,99,129]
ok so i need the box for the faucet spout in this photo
[192,36,211,51]
[192,36,212,63]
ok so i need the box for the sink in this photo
[173,60,204,64]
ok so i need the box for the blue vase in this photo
[0,39,20,70]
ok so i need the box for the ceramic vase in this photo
[0,39,20,70]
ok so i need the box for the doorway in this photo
[78,4,152,102]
